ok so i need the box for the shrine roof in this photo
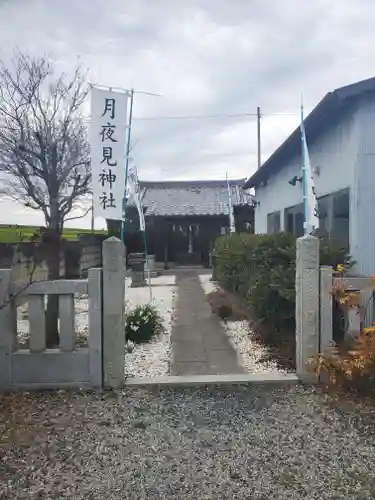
[133,179,253,217]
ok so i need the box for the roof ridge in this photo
[138,178,247,185]
[243,75,375,189]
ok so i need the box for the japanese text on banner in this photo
[90,87,129,220]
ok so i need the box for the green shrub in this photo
[214,232,352,331]
[125,303,165,344]
[319,238,354,270]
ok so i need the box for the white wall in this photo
[254,92,375,275]
[351,94,375,275]
[255,106,359,235]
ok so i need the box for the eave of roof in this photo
[243,76,375,189]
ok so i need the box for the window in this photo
[317,195,329,239]
[332,189,349,249]
[286,213,294,234]
[284,203,304,237]
[267,211,281,234]
[295,212,304,237]
[284,188,349,250]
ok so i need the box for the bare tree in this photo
[0,51,91,346]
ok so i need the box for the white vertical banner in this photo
[301,116,319,234]
[90,86,129,220]
[226,172,236,233]
[128,165,145,231]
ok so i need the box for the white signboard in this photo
[90,87,129,220]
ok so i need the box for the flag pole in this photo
[131,165,152,302]
[136,166,152,302]
[142,227,152,302]
[226,172,235,233]
[300,96,307,235]
[120,89,134,242]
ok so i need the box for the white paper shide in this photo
[90,87,129,220]
[128,166,145,231]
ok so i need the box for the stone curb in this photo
[125,372,299,387]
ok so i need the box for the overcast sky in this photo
[1,0,375,228]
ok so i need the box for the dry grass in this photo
[311,330,375,395]
[206,289,249,321]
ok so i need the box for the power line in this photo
[84,111,298,123]
[133,112,298,121]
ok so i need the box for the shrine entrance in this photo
[170,222,203,265]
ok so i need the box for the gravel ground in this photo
[15,275,177,378]
[1,385,375,499]
[124,275,176,378]
[199,275,285,374]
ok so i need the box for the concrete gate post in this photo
[0,269,13,390]
[102,237,126,388]
[295,234,320,382]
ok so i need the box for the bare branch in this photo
[63,206,92,223]
[0,50,91,232]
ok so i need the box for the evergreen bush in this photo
[214,232,353,332]
[125,303,165,344]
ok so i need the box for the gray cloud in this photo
[1,0,375,226]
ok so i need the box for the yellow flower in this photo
[336,264,344,273]
[363,326,375,335]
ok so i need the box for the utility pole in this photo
[257,106,261,170]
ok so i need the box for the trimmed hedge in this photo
[214,232,353,330]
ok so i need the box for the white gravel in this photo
[124,275,176,379]
[2,385,375,499]
[198,274,285,374]
[15,275,177,378]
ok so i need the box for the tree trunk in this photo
[45,226,61,348]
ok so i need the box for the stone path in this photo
[170,269,244,375]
